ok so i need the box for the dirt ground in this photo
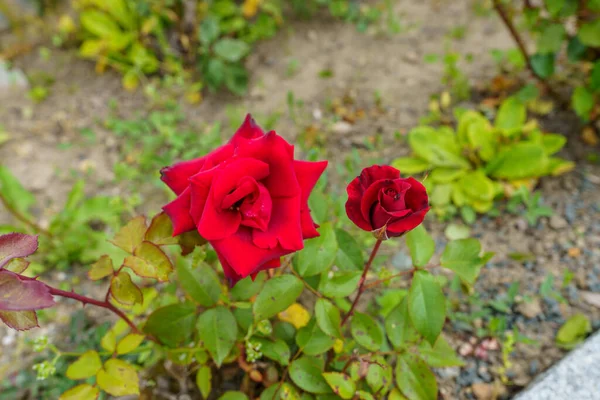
[2,0,600,399]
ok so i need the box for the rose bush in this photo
[160,115,327,285]
[346,165,430,239]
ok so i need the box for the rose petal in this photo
[360,179,396,224]
[162,188,195,236]
[160,158,205,195]
[404,177,430,211]
[346,177,373,231]
[221,178,258,209]
[235,131,299,198]
[386,207,430,237]
[229,114,265,146]
[294,160,327,238]
[197,188,242,241]
[370,204,412,231]
[239,182,272,232]
[212,227,290,279]
[189,168,216,224]
[211,158,270,204]
[252,196,303,251]
[378,179,411,212]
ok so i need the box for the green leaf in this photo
[96,359,139,396]
[145,212,178,245]
[544,0,566,15]
[567,37,586,61]
[0,166,36,215]
[253,275,303,321]
[79,10,123,39]
[395,354,437,400]
[254,337,290,366]
[429,168,466,184]
[214,38,250,62]
[260,383,300,400]
[366,356,393,393]
[295,222,338,277]
[196,365,212,399]
[199,17,220,45]
[440,239,486,284]
[110,271,142,306]
[125,241,173,282]
[531,53,555,79]
[444,223,471,240]
[391,157,430,175]
[116,333,144,355]
[556,313,591,349]
[541,134,567,155]
[335,229,364,271]
[88,255,114,280]
[289,357,332,394]
[176,261,221,306]
[537,24,565,54]
[572,86,595,121]
[386,297,418,349]
[66,350,102,380]
[590,61,600,92]
[144,303,196,347]
[486,143,548,179]
[495,97,526,135]
[318,271,362,298]
[458,170,495,201]
[231,272,266,301]
[315,299,342,339]
[405,225,435,268]
[418,336,464,367]
[197,306,238,367]
[579,21,600,47]
[322,372,356,399]
[408,271,446,345]
[296,319,336,355]
[110,216,146,254]
[350,312,384,351]
[407,126,469,168]
[59,384,99,400]
[218,392,249,400]
[547,157,575,176]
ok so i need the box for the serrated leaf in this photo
[196,365,212,399]
[96,359,139,396]
[176,261,221,306]
[4,258,30,274]
[0,270,55,311]
[386,297,418,349]
[322,372,355,399]
[59,384,99,400]
[440,239,485,284]
[408,271,446,345]
[197,306,237,367]
[100,329,116,352]
[295,222,338,277]
[66,350,102,380]
[335,229,364,271]
[395,354,437,400]
[230,272,266,301]
[124,241,173,281]
[110,216,146,253]
[315,299,342,339]
[0,310,38,330]
[144,303,196,347]
[116,333,144,354]
[351,312,384,351]
[110,271,142,306]
[405,225,435,268]
[253,275,303,320]
[88,255,114,280]
[318,271,362,298]
[145,212,178,245]
[296,319,336,355]
[0,233,38,269]
[289,357,332,394]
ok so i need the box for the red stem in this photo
[341,239,383,326]
[47,286,141,334]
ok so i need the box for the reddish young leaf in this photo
[0,310,39,330]
[0,233,38,269]
[0,270,55,311]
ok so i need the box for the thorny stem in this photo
[340,239,383,327]
[0,192,52,237]
[492,0,563,102]
[46,286,141,335]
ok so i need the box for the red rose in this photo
[345,165,429,239]
[161,115,327,285]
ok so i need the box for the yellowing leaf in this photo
[88,255,114,280]
[59,384,99,400]
[66,350,102,380]
[278,303,310,329]
[242,0,261,18]
[0,310,38,331]
[145,212,178,245]
[110,216,147,254]
[110,271,143,306]
[124,241,173,281]
[116,333,145,355]
[96,359,139,396]
[100,329,116,352]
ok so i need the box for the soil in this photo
[1,0,600,399]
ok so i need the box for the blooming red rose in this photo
[345,165,429,239]
[160,115,327,285]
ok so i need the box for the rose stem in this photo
[341,239,383,326]
[0,192,53,238]
[47,286,141,334]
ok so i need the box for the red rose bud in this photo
[160,114,327,286]
[345,165,430,239]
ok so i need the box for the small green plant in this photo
[392,96,574,218]
[506,187,554,226]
